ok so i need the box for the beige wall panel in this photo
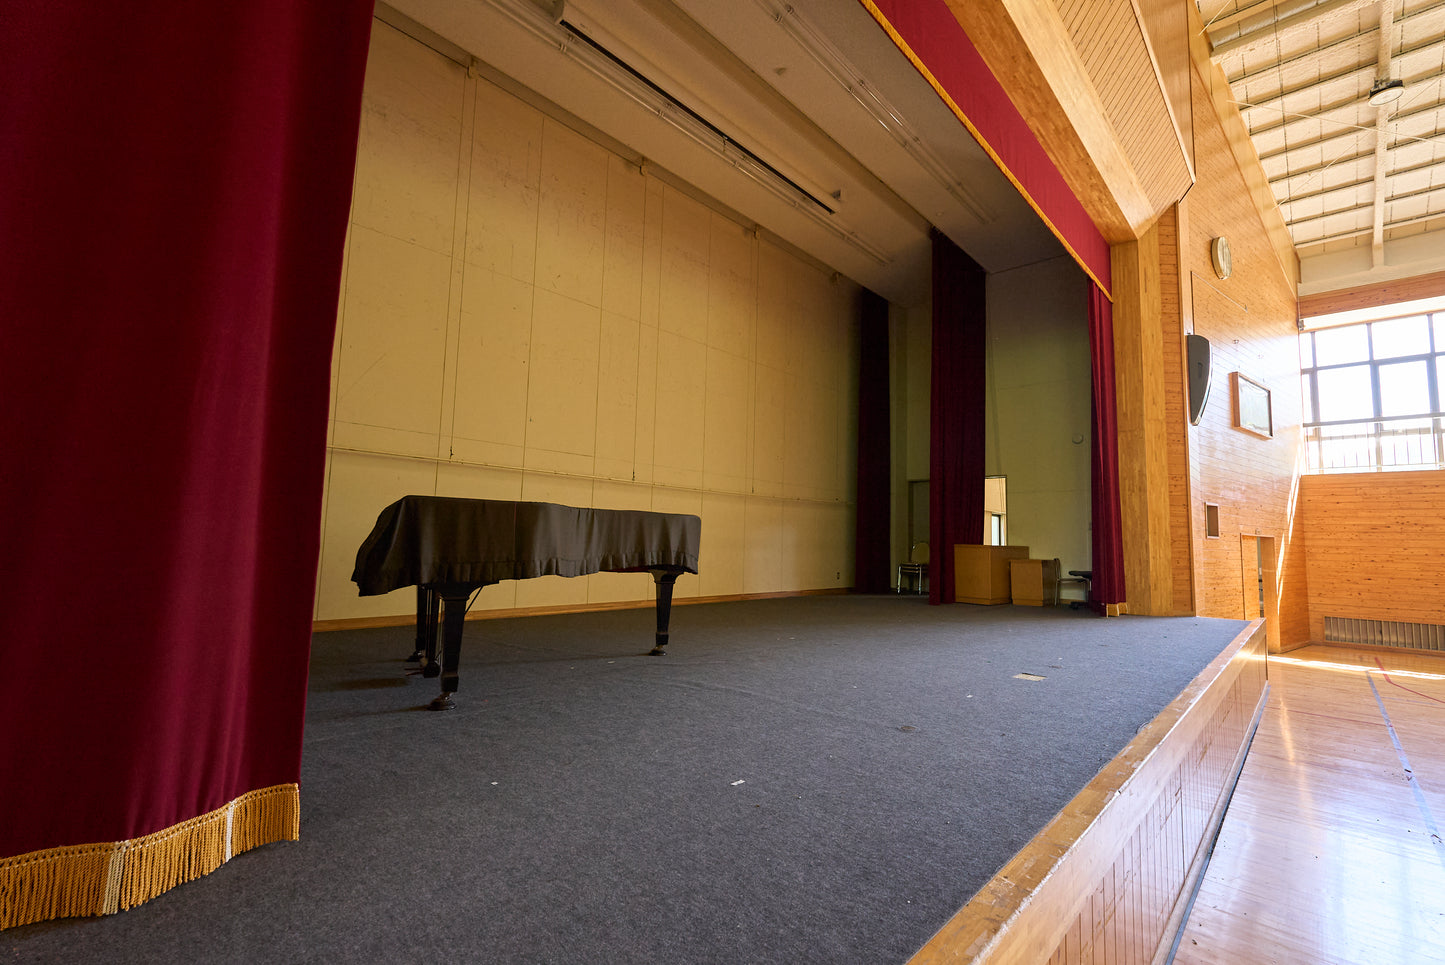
[743,498,785,593]
[328,223,352,451]
[350,23,463,255]
[781,502,847,591]
[452,266,533,462]
[783,375,839,500]
[333,225,451,452]
[534,120,608,307]
[652,331,707,490]
[785,272,840,388]
[707,215,758,359]
[466,80,543,284]
[754,242,792,372]
[638,179,666,330]
[595,310,642,481]
[703,347,752,492]
[752,363,787,496]
[650,489,704,599]
[658,188,711,343]
[524,288,601,462]
[632,322,659,486]
[315,450,439,621]
[699,493,747,598]
[318,22,860,622]
[601,155,647,321]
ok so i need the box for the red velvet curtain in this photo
[929,231,988,605]
[0,0,373,864]
[854,290,893,593]
[1088,285,1127,610]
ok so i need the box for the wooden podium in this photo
[953,544,1029,605]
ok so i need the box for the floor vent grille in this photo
[1324,617,1445,652]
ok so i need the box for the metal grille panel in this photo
[1324,617,1445,652]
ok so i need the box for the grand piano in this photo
[352,496,702,710]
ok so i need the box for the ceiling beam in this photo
[1209,0,1382,62]
[1220,0,1445,84]
[1276,155,1445,204]
[1254,98,1441,161]
[1285,180,1445,232]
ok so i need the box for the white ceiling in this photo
[1199,0,1445,294]
[386,0,1069,306]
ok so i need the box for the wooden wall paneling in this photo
[1300,471,1445,640]
[1113,223,1174,615]
[1185,2,1298,293]
[1182,55,1308,649]
[1052,0,1193,210]
[908,621,1268,965]
[1296,268,1445,319]
[941,0,1147,240]
[1159,206,1196,614]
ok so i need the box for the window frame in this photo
[1299,309,1444,473]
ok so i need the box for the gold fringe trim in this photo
[0,783,299,931]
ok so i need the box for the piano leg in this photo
[411,586,440,670]
[425,581,489,711]
[648,568,681,656]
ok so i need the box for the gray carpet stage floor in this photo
[4,596,1246,965]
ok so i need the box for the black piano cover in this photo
[352,496,701,596]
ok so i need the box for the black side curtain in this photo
[854,289,892,593]
[929,229,987,604]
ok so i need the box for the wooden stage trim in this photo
[312,588,850,632]
[910,619,1268,965]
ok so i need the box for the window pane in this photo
[1313,325,1369,366]
[1379,360,1429,416]
[1371,316,1430,359]
[1298,334,1314,368]
[1316,422,1374,470]
[1380,417,1434,468]
[1434,314,1445,351]
[1300,374,1314,423]
[1316,365,1374,421]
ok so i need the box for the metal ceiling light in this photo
[1367,77,1405,106]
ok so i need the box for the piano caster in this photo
[405,650,423,663]
[421,663,440,678]
[648,646,667,656]
[428,692,456,711]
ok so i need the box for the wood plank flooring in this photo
[1174,645,1445,964]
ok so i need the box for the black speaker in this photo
[1186,333,1212,426]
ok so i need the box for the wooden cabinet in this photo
[1010,557,1061,606]
[954,544,1030,605]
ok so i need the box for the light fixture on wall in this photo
[483,0,891,266]
[1367,77,1405,106]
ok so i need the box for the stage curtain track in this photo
[0,0,373,928]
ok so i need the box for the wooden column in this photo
[1112,225,1174,615]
